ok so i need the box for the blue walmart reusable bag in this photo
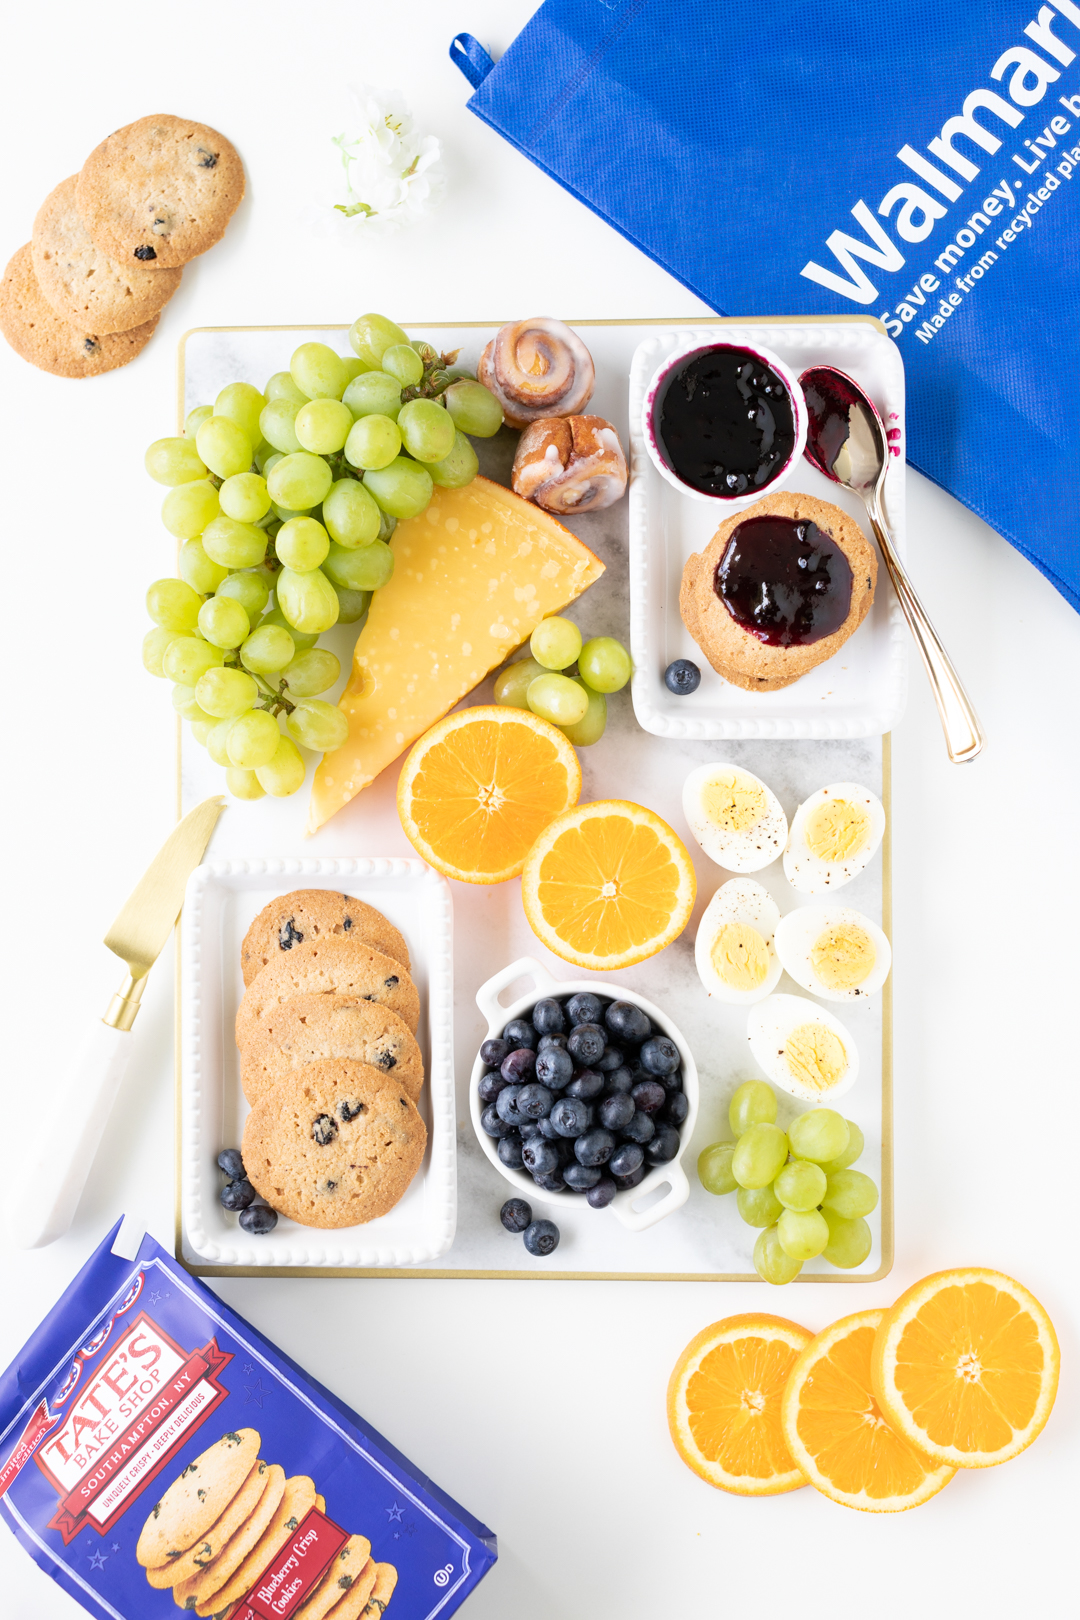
[452,1,1080,608]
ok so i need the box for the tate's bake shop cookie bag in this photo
[0,1222,496,1620]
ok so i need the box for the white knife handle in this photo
[7,1022,133,1249]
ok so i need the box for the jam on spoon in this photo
[658,346,796,497]
[800,367,866,481]
[714,514,853,646]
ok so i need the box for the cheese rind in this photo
[307,476,605,833]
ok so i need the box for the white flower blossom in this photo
[326,88,443,233]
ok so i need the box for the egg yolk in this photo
[702,770,766,833]
[804,799,870,863]
[810,924,876,991]
[710,922,770,990]
[784,1023,847,1091]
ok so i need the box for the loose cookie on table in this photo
[235,939,420,1051]
[241,890,410,987]
[145,1457,275,1589]
[76,113,244,269]
[32,176,182,334]
[136,1429,260,1569]
[0,243,158,377]
[241,996,424,1107]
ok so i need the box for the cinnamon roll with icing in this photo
[478,317,595,428]
[511,415,628,514]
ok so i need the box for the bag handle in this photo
[449,33,496,89]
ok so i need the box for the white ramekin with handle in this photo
[470,957,699,1234]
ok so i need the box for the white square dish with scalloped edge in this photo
[628,319,908,740]
[180,856,455,1269]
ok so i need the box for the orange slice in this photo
[520,799,696,970]
[667,1314,812,1495]
[871,1268,1060,1469]
[781,1310,956,1512]
[397,705,581,884]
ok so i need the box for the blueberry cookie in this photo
[200,1474,316,1616]
[324,1558,380,1620]
[148,1459,278,1589]
[293,1533,372,1620]
[32,176,182,334]
[242,1059,427,1228]
[361,1563,399,1617]
[76,114,244,270]
[235,939,419,1052]
[0,243,158,378]
[136,1429,260,1569]
[241,890,410,987]
[241,996,424,1107]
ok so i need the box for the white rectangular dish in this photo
[179,857,455,1269]
[627,318,908,740]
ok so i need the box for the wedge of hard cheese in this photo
[307,476,604,834]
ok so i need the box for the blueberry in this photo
[500,1197,532,1232]
[664,658,701,695]
[586,1177,618,1209]
[239,1204,278,1234]
[480,1037,510,1068]
[563,1162,602,1190]
[631,1080,667,1114]
[575,1128,616,1167]
[501,1047,536,1083]
[522,1137,559,1175]
[523,1219,560,1256]
[480,1103,514,1138]
[566,1068,604,1102]
[599,1092,635,1131]
[515,1082,553,1120]
[605,1065,635,1094]
[219,1179,256,1211]
[613,1164,646,1191]
[566,992,605,1026]
[554,1136,578,1167]
[610,1142,644,1178]
[217,1148,245,1180]
[646,1123,682,1164]
[537,1032,569,1053]
[495,1085,526,1126]
[532,1169,567,1193]
[477,1070,508,1105]
[595,1045,624,1073]
[640,1036,680,1076]
[530,998,566,1034]
[619,1110,655,1145]
[567,1023,606,1065]
[604,1001,651,1045]
[535,1047,573,1089]
[502,1018,537,1050]
[549,1096,591,1138]
[537,1114,561,1140]
[519,1120,543,1140]
[658,1069,684,1093]
[663,1091,690,1127]
[497,1133,525,1169]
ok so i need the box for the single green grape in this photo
[731,1123,789,1189]
[195,416,253,480]
[527,673,589,727]
[578,636,632,694]
[322,478,381,548]
[264,371,308,405]
[145,436,207,486]
[363,458,433,520]
[227,708,281,768]
[787,1110,850,1165]
[219,472,271,524]
[322,539,393,592]
[240,624,295,674]
[217,571,271,620]
[198,595,250,650]
[736,1184,784,1228]
[821,1169,878,1220]
[349,313,410,370]
[202,516,267,570]
[381,343,424,388]
[494,658,546,709]
[178,540,228,596]
[530,615,582,671]
[820,1122,865,1175]
[257,445,284,476]
[295,398,353,455]
[697,1141,738,1196]
[172,685,212,721]
[286,699,349,753]
[776,1207,830,1261]
[754,1225,803,1285]
[163,637,224,686]
[427,430,479,489]
[255,734,306,796]
[162,479,220,539]
[773,1160,828,1213]
[276,516,330,572]
[821,1209,873,1269]
[291,342,348,401]
[281,647,341,697]
[339,356,366,384]
[259,398,304,454]
[226,766,266,800]
[215,382,267,444]
[267,453,333,512]
[343,371,403,422]
[561,680,606,746]
[397,399,455,463]
[185,404,213,437]
[142,627,180,677]
[195,666,259,719]
[189,719,213,747]
[147,578,203,633]
[344,413,401,471]
[276,566,339,634]
[443,379,503,437]
[728,1080,778,1137]
[333,587,370,623]
[206,716,237,767]
[260,606,319,650]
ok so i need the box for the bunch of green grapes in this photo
[697,1081,878,1284]
[493,616,633,748]
[142,314,504,799]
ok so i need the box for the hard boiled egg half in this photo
[783,782,885,893]
[775,905,891,1002]
[682,763,787,873]
[695,878,783,1004]
[747,994,859,1102]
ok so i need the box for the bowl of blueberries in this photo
[470,957,698,1232]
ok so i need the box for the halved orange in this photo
[520,799,696,970]
[667,1314,812,1495]
[871,1268,1060,1470]
[781,1310,956,1512]
[397,705,581,884]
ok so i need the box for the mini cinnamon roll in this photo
[478,317,595,428]
[511,415,628,514]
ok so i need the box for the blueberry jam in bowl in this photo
[642,340,807,509]
[470,957,699,1233]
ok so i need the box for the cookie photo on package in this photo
[0,1220,496,1620]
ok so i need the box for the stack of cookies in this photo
[0,113,243,378]
[136,1427,398,1619]
[235,891,427,1230]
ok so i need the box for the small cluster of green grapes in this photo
[142,313,504,799]
[698,1081,879,1284]
[494,615,632,747]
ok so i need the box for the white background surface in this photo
[0,4,1075,1616]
